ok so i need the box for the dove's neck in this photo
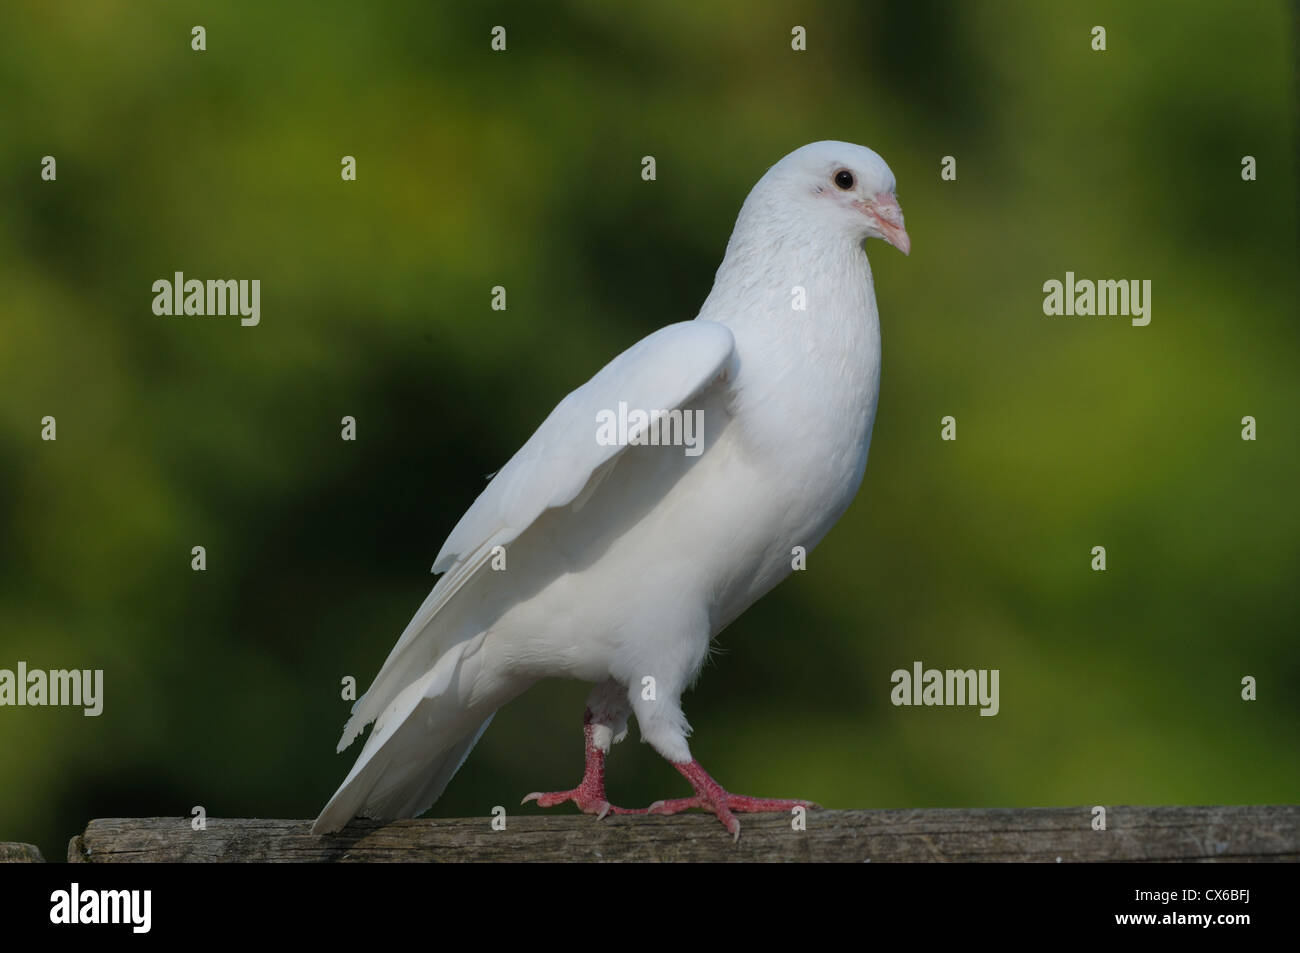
[697,199,879,334]
[695,210,883,465]
[698,208,881,387]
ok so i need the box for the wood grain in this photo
[0,843,45,863]
[62,805,1299,863]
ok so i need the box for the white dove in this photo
[312,140,909,839]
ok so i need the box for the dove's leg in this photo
[521,679,643,818]
[631,677,818,839]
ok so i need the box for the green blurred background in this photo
[1,1,1296,860]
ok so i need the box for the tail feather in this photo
[367,713,494,819]
[338,544,498,752]
[312,634,520,834]
[312,713,494,834]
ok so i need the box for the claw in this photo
[637,760,814,839]
[526,788,641,817]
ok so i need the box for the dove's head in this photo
[760,140,910,255]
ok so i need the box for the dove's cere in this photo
[313,141,909,840]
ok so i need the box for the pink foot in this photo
[646,760,819,840]
[521,786,643,819]
[521,710,645,819]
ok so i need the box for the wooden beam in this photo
[64,805,1299,862]
[0,843,44,863]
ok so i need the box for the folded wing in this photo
[314,320,736,830]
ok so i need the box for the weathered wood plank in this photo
[65,805,1299,863]
[0,843,45,863]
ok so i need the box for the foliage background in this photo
[1,1,1296,859]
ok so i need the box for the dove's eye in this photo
[833,169,855,190]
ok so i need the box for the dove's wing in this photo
[312,319,736,831]
[435,319,735,573]
[336,320,736,752]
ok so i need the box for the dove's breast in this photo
[702,286,882,631]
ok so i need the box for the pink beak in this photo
[861,191,910,256]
